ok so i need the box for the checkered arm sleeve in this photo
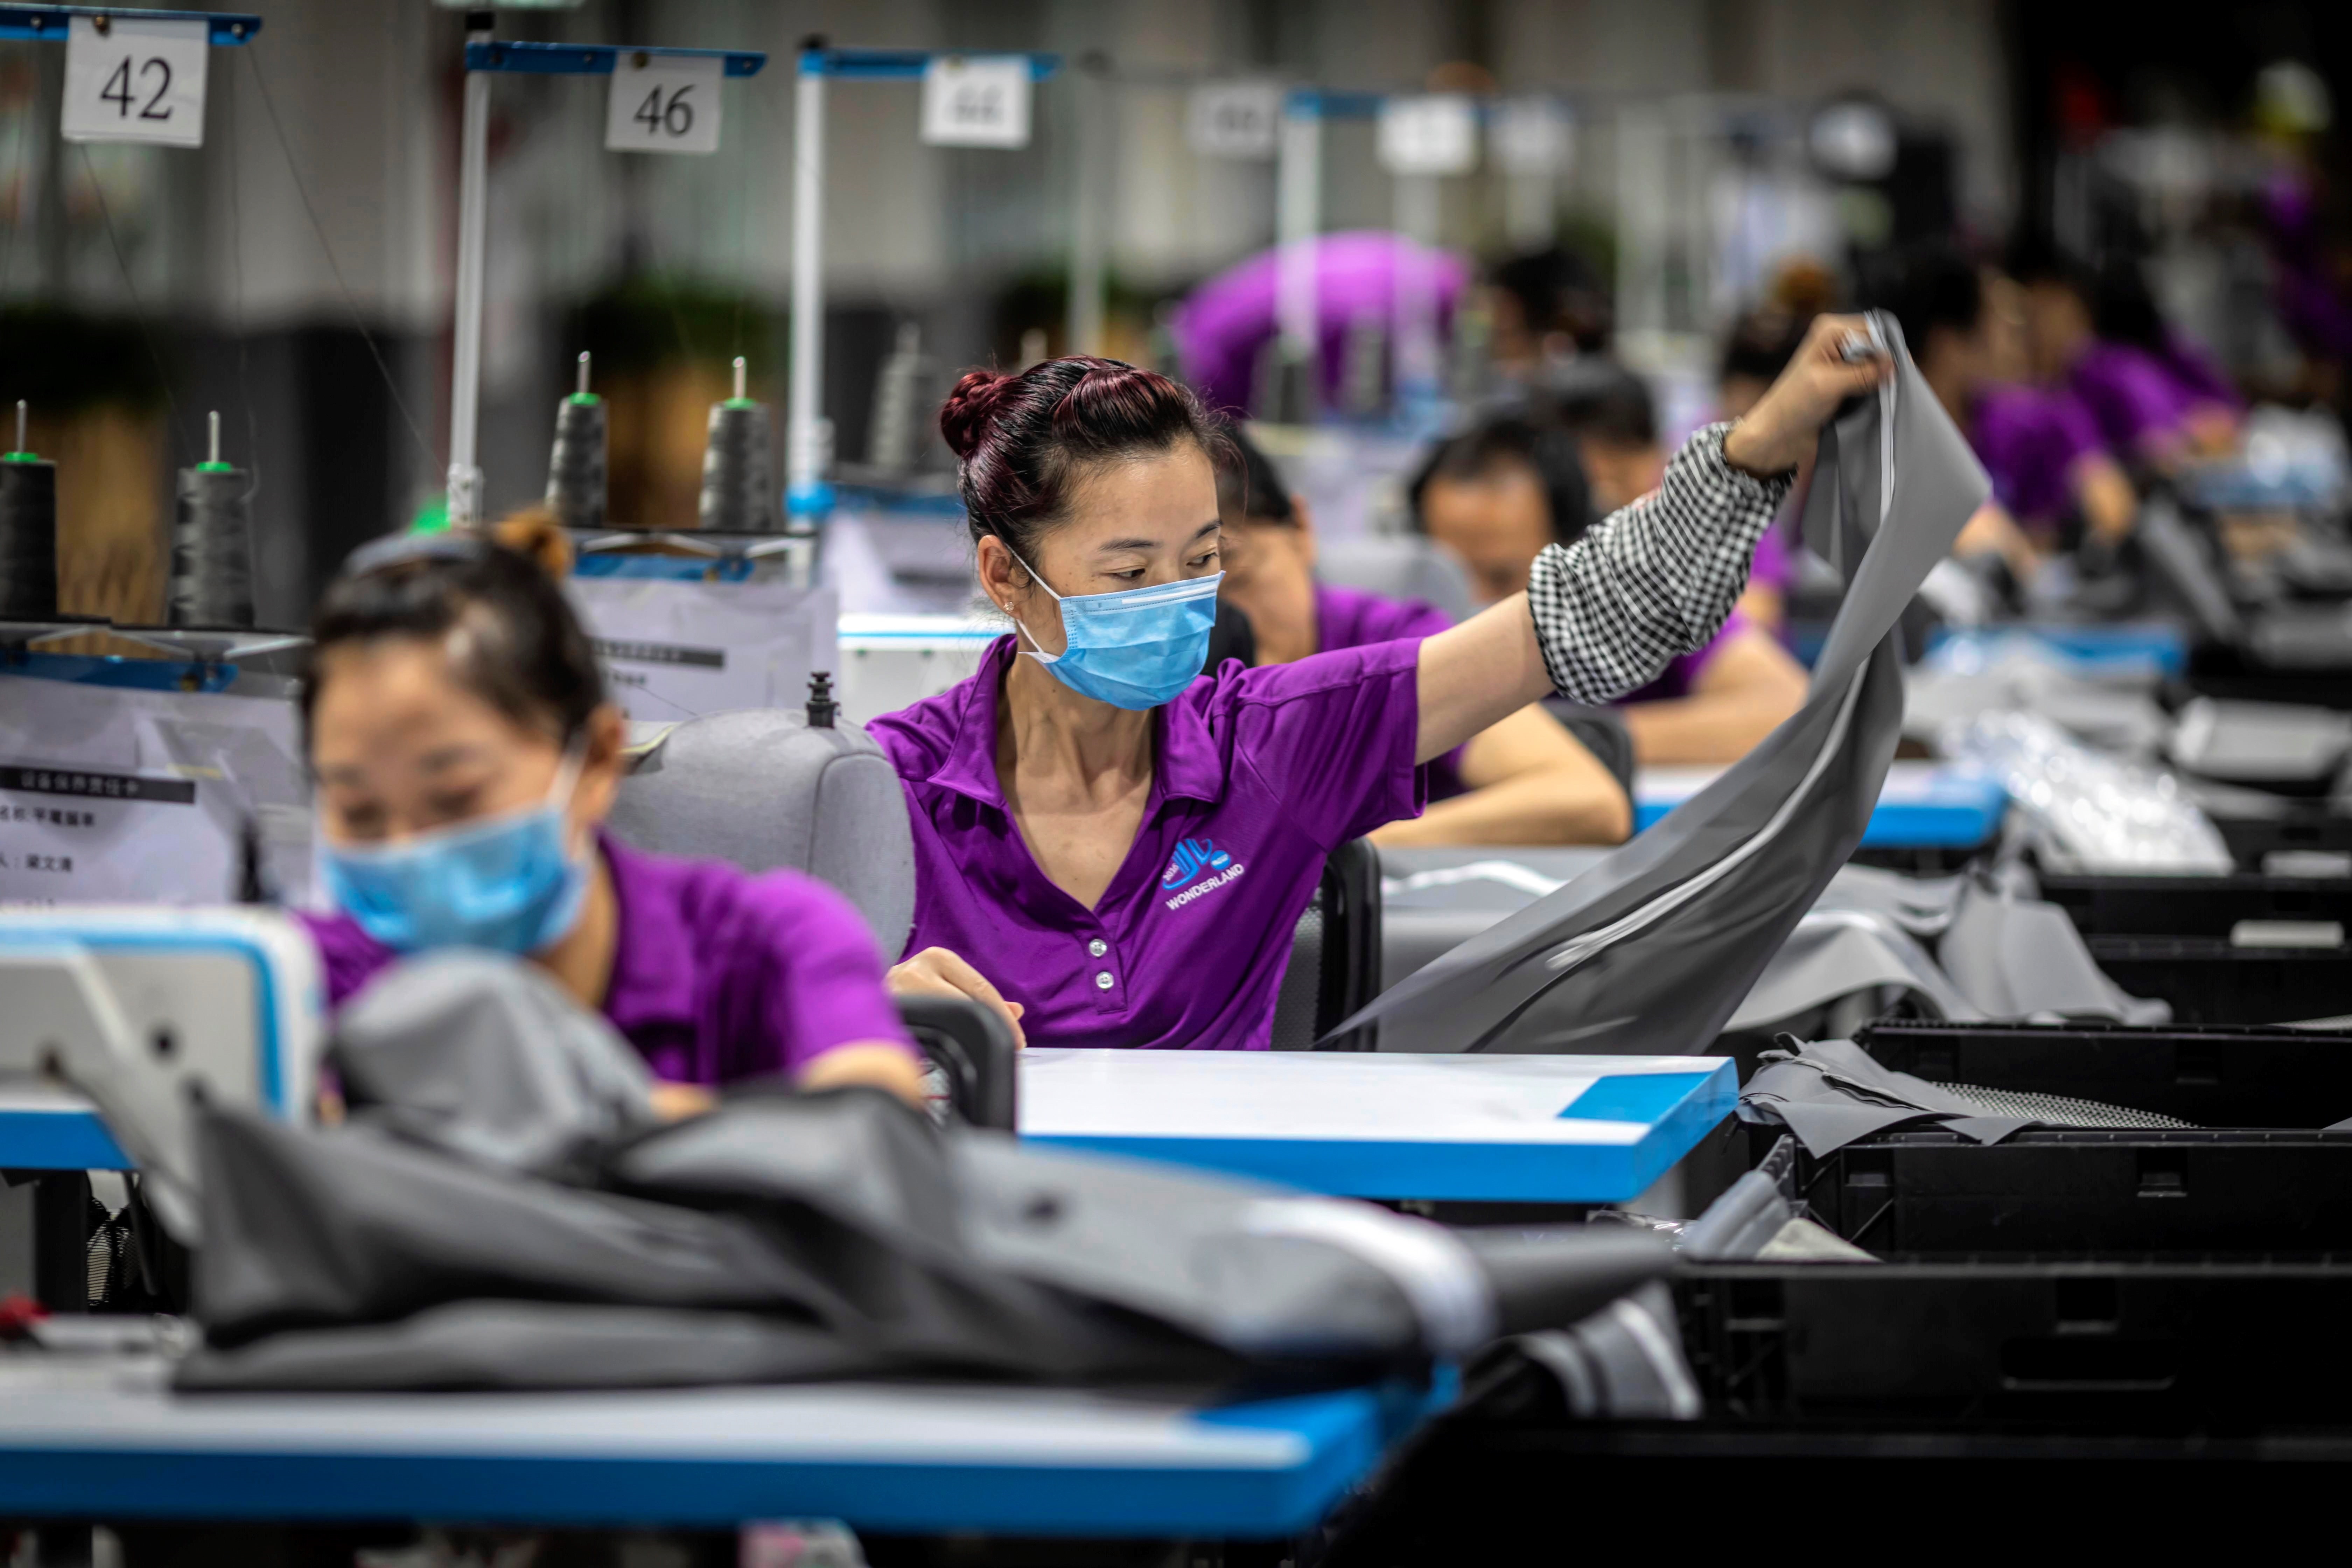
[1524,421,1793,703]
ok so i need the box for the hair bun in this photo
[490,506,575,579]
[939,369,1018,462]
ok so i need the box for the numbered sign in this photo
[1376,94,1477,178]
[1186,81,1282,161]
[62,16,208,149]
[920,56,1032,149]
[1491,98,1572,176]
[606,51,723,155]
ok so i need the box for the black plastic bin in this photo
[2039,871,2352,937]
[2082,933,2352,1023]
[1854,1017,2352,1127]
[2209,800,2352,872]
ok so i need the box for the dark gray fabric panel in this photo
[1340,317,1988,1055]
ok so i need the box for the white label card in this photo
[1491,98,1572,176]
[921,56,1032,149]
[1186,81,1282,160]
[1377,94,1478,177]
[568,578,838,725]
[605,51,723,155]
[62,16,209,149]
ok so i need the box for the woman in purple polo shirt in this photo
[1407,410,1807,767]
[296,520,924,1114]
[872,322,1884,1050]
[1210,427,1631,848]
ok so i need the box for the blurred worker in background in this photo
[1409,410,1807,766]
[1485,245,1616,384]
[1881,243,2139,572]
[2010,239,2227,474]
[1212,427,1632,848]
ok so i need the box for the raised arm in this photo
[1415,315,1890,762]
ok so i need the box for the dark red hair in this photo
[938,356,1226,560]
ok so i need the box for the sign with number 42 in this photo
[63,16,208,149]
[606,52,722,156]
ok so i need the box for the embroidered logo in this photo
[1162,836,1244,909]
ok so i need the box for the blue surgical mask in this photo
[1009,550,1223,710]
[322,752,591,956]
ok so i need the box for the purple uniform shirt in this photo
[1973,383,2104,532]
[1172,232,1471,415]
[867,636,1425,1051]
[300,832,913,1085]
[1311,582,1465,799]
[2069,342,2193,457]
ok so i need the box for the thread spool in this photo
[545,351,607,530]
[699,357,780,532]
[0,400,58,622]
[169,411,256,629]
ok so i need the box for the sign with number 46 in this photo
[606,52,722,156]
[63,16,208,149]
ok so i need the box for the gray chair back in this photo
[610,709,916,959]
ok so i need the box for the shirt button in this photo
[1088,938,1107,958]
[1094,971,1115,990]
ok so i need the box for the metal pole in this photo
[1065,58,1108,358]
[786,44,830,518]
[445,14,494,527]
[1275,92,1322,416]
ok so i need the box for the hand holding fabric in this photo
[1723,314,1894,477]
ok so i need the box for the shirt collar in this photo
[595,830,696,1032]
[924,636,1226,812]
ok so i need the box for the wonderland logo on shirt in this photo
[1162,836,1245,909]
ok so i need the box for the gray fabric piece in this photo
[332,953,658,1172]
[1904,648,2171,757]
[1755,1218,1878,1262]
[1342,315,1988,1055]
[1936,882,2172,1024]
[1677,1168,1795,1262]
[1315,535,1478,627]
[1723,907,1982,1031]
[181,962,1676,1391]
[1738,1037,2053,1155]
[609,708,916,957]
[1495,1282,1699,1420]
[2169,698,2352,787]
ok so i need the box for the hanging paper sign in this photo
[1377,94,1477,177]
[920,56,1032,149]
[1186,81,1282,160]
[569,577,839,724]
[62,15,209,149]
[0,675,312,908]
[1491,98,1572,176]
[605,51,724,155]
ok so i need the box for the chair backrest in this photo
[1315,536,1478,628]
[1269,838,1385,1051]
[609,708,916,959]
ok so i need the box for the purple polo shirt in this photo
[300,832,913,1085]
[867,636,1425,1051]
[1973,383,2103,532]
[1171,231,1471,415]
[2069,342,2192,457]
[1311,582,1465,799]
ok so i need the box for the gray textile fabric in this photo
[609,708,916,957]
[2169,698,2352,788]
[180,961,1676,1392]
[1738,1037,2041,1154]
[1722,908,1981,1031]
[1935,882,2171,1024]
[1903,647,2172,757]
[1316,535,1478,627]
[332,953,658,1172]
[1340,317,1988,1055]
[1479,1282,1700,1420]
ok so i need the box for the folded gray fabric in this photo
[1341,315,1987,1056]
[332,952,659,1174]
[1935,882,2171,1024]
[1738,1036,2188,1157]
[1470,1281,1699,1421]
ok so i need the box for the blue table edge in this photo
[1027,1060,1739,1203]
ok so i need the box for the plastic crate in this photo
[2211,803,2352,872]
[1855,1017,2352,1127]
[2039,871,2352,937]
[1679,1131,2352,1426]
[2084,934,2352,1023]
